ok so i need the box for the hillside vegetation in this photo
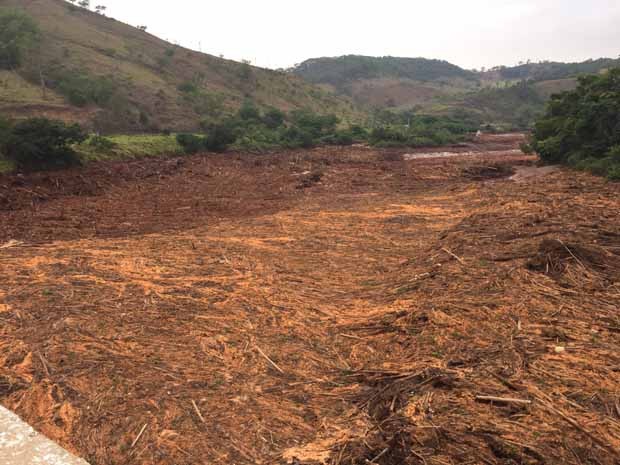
[531,67,620,180]
[293,55,477,88]
[0,0,360,133]
[292,54,620,129]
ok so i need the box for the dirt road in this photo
[1,135,620,464]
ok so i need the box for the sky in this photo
[98,0,620,70]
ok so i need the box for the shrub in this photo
[0,8,40,69]
[176,133,205,154]
[281,126,315,149]
[291,111,339,138]
[608,166,620,181]
[55,72,116,107]
[238,100,261,122]
[204,124,236,152]
[370,126,408,146]
[262,108,285,129]
[0,117,12,145]
[322,130,354,146]
[89,135,116,151]
[177,81,198,93]
[3,118,86,171]
[349,125,368,141]
[520,142,534,155]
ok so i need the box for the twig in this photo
[255,345,284,374]
[366,448,389,464]
[442,247,466,265]
[557,239,586,269]
[191,400,206,423]
[475,395,532,406]
[484,369,524,391]
[131,423,148,449]
[36,351,51,377]
[536,396,620,455]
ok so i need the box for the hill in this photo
[485,58,620,82]
[0,0,360,133]
[293,55,477,88]
[292,55,479,108]
[292,54,620,129]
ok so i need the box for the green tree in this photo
[531,68,620,178]
[0,8,40,69]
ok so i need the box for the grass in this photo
[0,157,15,174]
[0,71,64,105]
[0,134,183,174]
[75,134,183,162]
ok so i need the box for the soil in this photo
[1,134,620,465]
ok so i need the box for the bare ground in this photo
[1,135,620,465]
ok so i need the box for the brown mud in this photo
[2,134,620,465]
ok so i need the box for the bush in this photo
[55,72,116,107]
[89,135,116,151]
[204,124,236,152]
[520,142,534,155]
[0,117,12,146]
[3,118,86,171]
[176,133,205,154]
[281,126,315,148]
[0,8,40,69]
[262,108,285,129]
[349,125,368,141]
[238,100,261,122]
[291,111,339,138]
[177,81,198,93]
[322,130,354,146]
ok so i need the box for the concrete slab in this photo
[0,406,89,465]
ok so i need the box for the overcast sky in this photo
[98,0,620,70]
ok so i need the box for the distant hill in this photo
[0,0,360,133]
[487,58,620,82]
[293,55,476,88]
[292,54,620,129]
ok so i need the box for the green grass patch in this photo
[0,156,15,173]
[75,134,183,162]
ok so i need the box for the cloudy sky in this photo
[99,0,620,70]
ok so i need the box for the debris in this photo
[255,345,285,374]
[131,424,148,449]
[475,396,532,406]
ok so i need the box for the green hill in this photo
[292,54,620,129]
[491,58,620,82]
[0,0,360,133]
[293,55,477,88]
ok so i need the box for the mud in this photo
[1,133,620,465]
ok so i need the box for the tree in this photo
[78,0,90,9]
[0,8,40,70]
[531,68,620,179]
[137,25,147,32]
[95,5,107,14]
